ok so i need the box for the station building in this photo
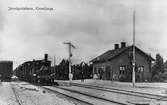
[90,42,154,82]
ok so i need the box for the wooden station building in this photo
[90,42,154,82]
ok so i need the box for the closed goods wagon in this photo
[0,61,13,81]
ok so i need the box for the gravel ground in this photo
[0,82,19,105]
[0,82,75,105]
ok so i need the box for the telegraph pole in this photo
[64,42,76,81]
[132,10,136,87]
[54,56,56,73]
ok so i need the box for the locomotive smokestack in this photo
[44,54,48,61]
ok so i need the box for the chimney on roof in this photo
[121,42,126,48]
[44,54,48,61]
[114,44,119,50]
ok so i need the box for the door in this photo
[106,66,112,80]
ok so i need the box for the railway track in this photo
[43,86,94,105]
[11,84,23,105]
[43,86,128,105]
[70,82,167,101]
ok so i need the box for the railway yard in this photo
[0,80,166,105]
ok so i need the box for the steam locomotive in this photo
[14,54,53,85]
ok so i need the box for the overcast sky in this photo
[0,0,167,68]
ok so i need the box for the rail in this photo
[43,86,127,105]
[70,82,167,101]
[10,84,22,105]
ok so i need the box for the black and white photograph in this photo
[0,0,167,105]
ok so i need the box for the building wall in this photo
[135,49,152,81]
[93,61,111,80]
[109,49,130,81]
[93,48,152,82]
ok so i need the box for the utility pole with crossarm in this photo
[64,42,76,81]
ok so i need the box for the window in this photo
[98,67,105,74]
[119,66,125,74]
[138,66,144,72]
[120,66,125,71]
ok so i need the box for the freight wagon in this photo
[0,61,13,81]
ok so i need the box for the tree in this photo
[164,60,167,71]
[56,59,69,80]
[72,62,93,80]
[152,54,164,81]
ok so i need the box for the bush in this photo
[152,74,164,82]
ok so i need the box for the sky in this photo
[0,0,167,69]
